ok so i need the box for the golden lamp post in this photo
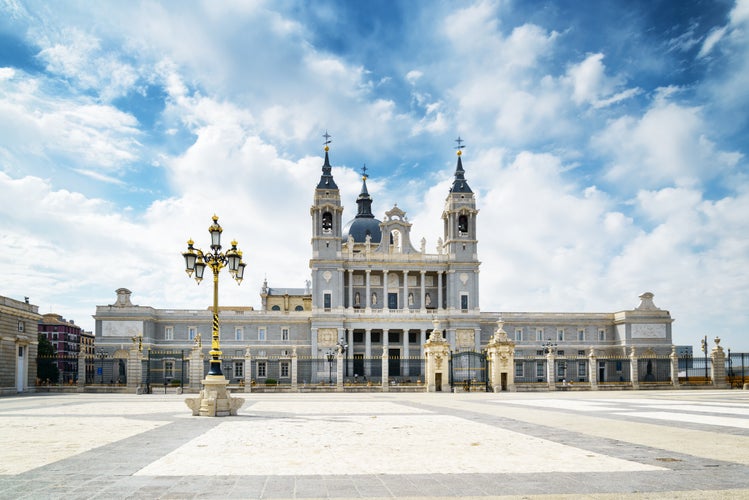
[182,215,246,416]
[182,215,245,376]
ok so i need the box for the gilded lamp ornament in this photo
[182,215,246,377]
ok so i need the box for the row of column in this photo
[345,328,428,359]
[346,269,444,310]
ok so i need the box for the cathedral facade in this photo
[94,142,674,387]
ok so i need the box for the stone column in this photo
[485,321,516,392]
[383,270,389,310]
[711,337,728,388]
[365,270,371,311]
[403,271,409,310]
[588,348,598,390]
[381,346,389,392]
[629,347,639,390]
[243,347,252,393]
[437,272,443,310]
[424,319,451,392]
[291,347,298,392]
[348,270,354,310]
[403,331,410,370]
[670,345,680,388]
[546,350,556,391]
[420,329,426,359]
[420,271,426,313]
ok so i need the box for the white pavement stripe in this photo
[614,411,749,429]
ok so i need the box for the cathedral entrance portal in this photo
[388,293,398,310]
[388,348,401,377]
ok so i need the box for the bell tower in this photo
[310,132,344,311]
[441,137,480,312]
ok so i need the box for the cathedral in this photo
[94,139,674,389]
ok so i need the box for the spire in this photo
[450,136,472,193]
[355,164,375,218]
[317,130,338,189]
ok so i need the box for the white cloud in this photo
[593,98,741,190]
[565,53,639,108]
[0,70,142,178]
[698,26,728,58]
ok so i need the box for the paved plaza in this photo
[1,390,749,499]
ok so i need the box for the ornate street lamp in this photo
[183,215,246,378]
[542,339,557,355]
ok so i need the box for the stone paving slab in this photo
[0,390,748,499]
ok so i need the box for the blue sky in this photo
[1,0,747,352]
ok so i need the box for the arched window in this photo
[458,215,468,234]
[271,305,281,311]
[295,305,304,311]
[322,212,333,233]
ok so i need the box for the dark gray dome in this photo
[342,217,382,243]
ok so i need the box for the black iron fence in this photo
[32,351,749,391]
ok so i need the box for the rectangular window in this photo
[257,361,267,378]
[557,362,566,378]
[578,361,586,377]
[578,328,585,341]
[164,361,174,379]
[235,327,243,341]
[557,328,565,341]
[17,320,24,332]
[280,361,290,378]
[598,328,605,341]
[536,362,544,379]
[282,328,289,341]
[536,328,544,341]
[258,327,266,341]
[188,327,197,341]
[323,293,332,311]
[515,328,523,342]
[165,326,174,340]
[515,362,524,377]
[460,294,469,311]
[233,361,244,379]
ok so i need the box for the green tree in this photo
[37,334,59,384]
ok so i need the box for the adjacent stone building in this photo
[94,143,674,388]
[38,313,92,384]
[0,295,41,394]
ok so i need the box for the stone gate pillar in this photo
[485,320,515,392]
[77,351,86,391]
[243,347,252,393]
[381,346,389,392]
[336,348,344,392]
[629,347,639,390]
[127,336,143,392]
[670,345,680,388]
[711,337,728,388]
[291,347,298,392]
[546,350,556,391]
[189,334,204,391]
[588,348,598,390]
[424,319,451,392]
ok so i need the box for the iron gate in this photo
[144,349,187,393]
[450,351,489,392]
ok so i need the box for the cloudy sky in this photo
[1,0,747,352]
